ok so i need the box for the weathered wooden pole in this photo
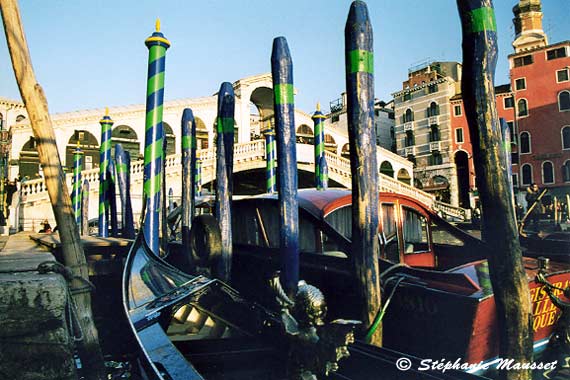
[457,1,532,379]
[142,20,170,255]
[500,117,516,222]
[115,144,134,238]
[214,82,235,283]
[0,1,106,378]
[345,0,382,346]
[263,126,277,193]
[272,36,299,300]
[181,108,195,250]
[81,179,89,236]
[108,158,118,237]
[72,143,83,227]
[312,103,326,190]
[98,109,112,237]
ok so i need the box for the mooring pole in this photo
[345,0,382,346]
[272,36,299,300]
[195,159,202,197]
[500,118,516,223]
[0,2,106,378]
[319,155,328,190]
[142,19,170,256]
[115,144,134,238]
[81,179,89,236]
[98,109,112,237]
[181,108,196,250]
[263,126,277,193]
[72,142,83,227]
[214,82,235,283]
[457,1,532,379]
[108,158,118,237]
[312,103,326,190]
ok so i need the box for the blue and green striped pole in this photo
[345,1,381,345]
[108,158,118,237]
[143,20,170,255]
[272,36,299,300]
[214,82,235,282]
[263,126,277,193]
[81,180,89,235]
[181,108,196,249]
[195,159,202,197]
[320,155,329,190]
[115,144,135,239]
[98,108,113,237]
[72,143,83,227]
[312,103,327,190]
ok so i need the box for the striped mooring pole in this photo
[81,180,89,235]
[108,158,118,237]
[319,155,329,190]
[115,144,135,238]
[195,159,202,197]
[312,103,327,190]
[72,142,83,227]
[143,19,170,255]
[345,1,381,345]
[272,36,299,300]
[181,108,196,249]
[263,126,277,193]
[214,82,235,283]
[98,108,113,237]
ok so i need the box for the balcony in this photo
[403,121,414,132]
[429,141,441,151]
[405,146,416,156]
[428,115,439,126]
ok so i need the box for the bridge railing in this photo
[18,139,467,221]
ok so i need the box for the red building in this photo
[449,86,517,208]
[449,0,569,209]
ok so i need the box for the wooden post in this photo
[181,108,195,250]
[457,1,532,379]
[0,1,106,379]
[344,1,382,346]
[81,179,89,236]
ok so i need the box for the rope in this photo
[365,275,405,343]
[36,261,96,342]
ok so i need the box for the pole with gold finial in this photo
[312,102,327,190]
[98,107,113,237]
[72,140,84,228]
[143,19,170,255]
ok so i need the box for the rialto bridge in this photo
[0,73,464,232]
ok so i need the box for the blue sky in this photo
[1,1,569,115]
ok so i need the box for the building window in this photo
[403,109,414,123]
[513,55,533,67]
[407,155,416,166]
[430,152,443,166]
[563,161,570,182]
[332,114,340,123]
[562,126,570,150]
[404,93,411,101]
[512,173,519,188]
[521,164,533,186]
[456,128,464,143]
[504,96,514,109]
[515,78,526,91]
[542,161,554,184]
[517,99,529,117]
[428,84,438,94]
[559,91,570,111]
[547,47,567,61]
[557,68,569,83]
[512,152,519,164]
[507,121,515,142]
[16,114,26,122]
[405,131,415,147]
[430,126,440,142]
[520,131,531,154]
[427,102,439,117]
[453,105,462,116]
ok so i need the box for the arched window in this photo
[559,91,570,111]
[403,109,413,123]
[521,164,533,186]
[405,131,414,147]
[520,131,531,154]
[542,161,554,184]
[430,126,440,142]
[379,161,394,178]
[517,99,528,117]
[427,102,439,117]
[562,161,570,182]
[341,143,350,158]
[562,126,570,150]
[324,134,337,153]
[16,114,26,122]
